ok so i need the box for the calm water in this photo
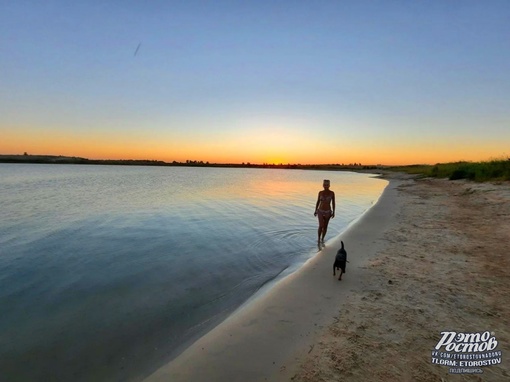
[0,164,387,381]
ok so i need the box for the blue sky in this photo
[1,1,509,164]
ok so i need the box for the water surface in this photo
[0,164,387,381]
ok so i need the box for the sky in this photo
[1,1,509,165]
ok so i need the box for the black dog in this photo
[333,241,347,280]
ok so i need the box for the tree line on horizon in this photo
[0,154,374,169]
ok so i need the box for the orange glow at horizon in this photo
[1,128,508,166]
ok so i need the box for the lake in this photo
[0,164,387,381]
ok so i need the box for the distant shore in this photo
[0,154,380,171]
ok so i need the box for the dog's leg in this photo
[333,264,336,276]
[338,269,343,281]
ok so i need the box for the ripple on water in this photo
[0,164,387,381]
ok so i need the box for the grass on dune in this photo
[388,158,510,182]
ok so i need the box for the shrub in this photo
[391,158,510,182]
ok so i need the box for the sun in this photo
[265,157,287,165]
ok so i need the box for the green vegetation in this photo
[389,159,510,182]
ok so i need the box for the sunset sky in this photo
[1,1,509,165]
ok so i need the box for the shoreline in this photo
[143,175,403,381]
[0,156,380,173]
[143,174,510,381]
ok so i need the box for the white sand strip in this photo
[144,177,401,382]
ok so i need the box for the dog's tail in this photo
[341,241,344,249]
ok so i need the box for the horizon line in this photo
[0,153,426,167]
[2,153,507,167]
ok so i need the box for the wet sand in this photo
[144,174,510,381]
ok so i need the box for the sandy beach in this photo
[144,173,509,382]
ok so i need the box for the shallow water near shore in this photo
[0,164,387,381]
